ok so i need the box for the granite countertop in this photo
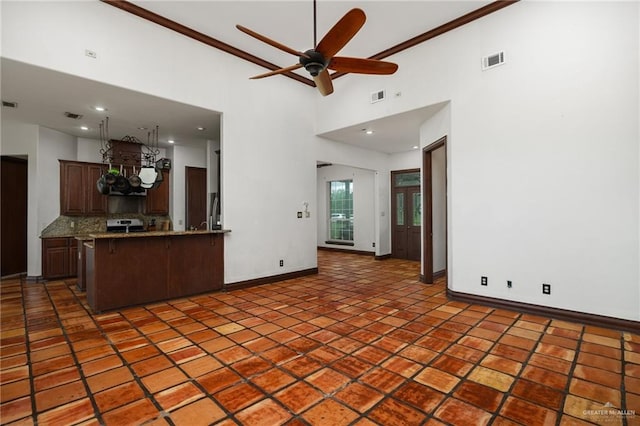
[41,232,95,239]
[40,214,172,238]
[88,229,231,239]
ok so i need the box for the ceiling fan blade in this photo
[328,57,398,75]
[315,8,366,59]
[313,69,334,96]
[236,25,309,58]
[250,64,303,79]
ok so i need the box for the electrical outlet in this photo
[279,259,284,267]
[372,242,376,248]
[481,276,488,286]
[542,283,551,295]
[507,280,512,288]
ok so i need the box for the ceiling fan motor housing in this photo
[300,50,328,76]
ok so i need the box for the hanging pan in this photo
[113,165,131,194]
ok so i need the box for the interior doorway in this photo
[1,156,28,277]
[422,137,447,284]
[391,169,421,261]
[185,166,207,230]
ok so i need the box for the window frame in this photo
[326,179,354,246]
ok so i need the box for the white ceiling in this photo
[1,58,221,149]
[128,1,491,80]
[1,1,498,154]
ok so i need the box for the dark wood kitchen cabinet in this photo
[86,231,225,311]
[60,160,108,216]
[42,237,77,279]
[145,170,170,215]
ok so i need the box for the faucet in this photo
[199,221,208,230]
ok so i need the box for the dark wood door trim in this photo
[421,137,447,285]
[422,153,433,282]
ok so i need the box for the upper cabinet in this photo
[145,170,170,215]
[60,160,108,216]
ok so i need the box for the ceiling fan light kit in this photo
[236,2,398,96]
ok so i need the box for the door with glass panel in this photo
[391,170,421,261]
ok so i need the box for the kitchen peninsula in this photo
[85,229,229,312]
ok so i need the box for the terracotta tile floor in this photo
[1,251,639,425]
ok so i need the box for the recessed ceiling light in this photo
[94,106,107,112]
[196,127,206,131]
[365,129,374,135]
[168,140,175,144]
[80,126,89,131]
[412,145,419,149]
[138,126,148,130]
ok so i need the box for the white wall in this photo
[315,140,425,258]
[315,2,640,321]
[316,137,392,255]
[389,149,420,172]
[317,164,375,253]
[1,121,40,276]
[2,1,318,283]
[3,1,638,321]
[76,138,103,163]
[1,124,76,277]
[37,127,76,231]
[420,104,451,278]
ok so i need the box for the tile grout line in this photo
[338,295,490,424]
[68,284,184,425]
[4,253,637,426]
[621,333,629,426]
[19,275,38,424]
[40,279,105,425]
[557,322,586,426]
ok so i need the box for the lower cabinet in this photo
[86,233,224,312]
[42,237,78,279]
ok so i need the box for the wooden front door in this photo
[1,156,28,276]
[185,167,207,230]
[391,170,421,261]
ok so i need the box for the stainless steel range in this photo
[106,218,145,233]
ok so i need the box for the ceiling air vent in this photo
[2,101,18,108]
[370,90,385,104]
[64,111,84,120]
[482,51,505,70]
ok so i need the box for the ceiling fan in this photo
[236,1,398,96]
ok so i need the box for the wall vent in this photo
[370,90,385,104]
[64,111,84,120]
[482,51,505,70]
[2,101,18,108]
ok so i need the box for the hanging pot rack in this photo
[98,117,161,167]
